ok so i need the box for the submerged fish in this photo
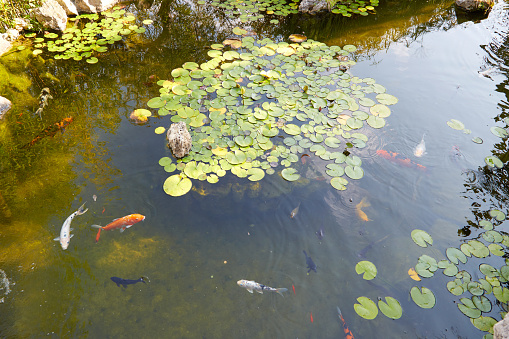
[303,250,317,273]
[315,228,324,240]
[111,276,149,288]
[91,214,145,242]
[290,202,301,218]
[21,117,74,149]
[54,202,88,250]
[237,279,287,297]
[35,87,53,118]
[376,149,427,171]
[414,133,426,157]
[337,306,355,339]
[355,198,371,222]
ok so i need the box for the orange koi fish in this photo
[91,214,145,242]
[337,306,354,339]
[21,117,74,149]
[376,149,426,171]
[292,285,296,295]
[355,198,370,222]
[310,312,313,323]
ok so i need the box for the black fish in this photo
[315,228,324,240]
[110,276,149,288]
[303,250,317,273]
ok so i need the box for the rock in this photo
[5,29,19,42]
[87,0,121,12]
[166,122,192,159]
[299,0,329,14]
[13,18,31,31]
[455,0,493,12]
[32,0,67,31]
[0,96,12,120]
[54,0,79,15]
[0,36,11,57]
[494,312,509,339]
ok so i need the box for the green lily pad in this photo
[366,115,385,128]
[447,119,465,130]
[489,209,506,221]
[458,299,481,318]
[353,297,378,319]
[410,286,435,309]
[330,177,348,190]
[163,174,192,197]
[493,286,509,303]
[437,260,459,277]
[247,168,265,181]
[378,297,402,319]
[376,93,398,105]
[468,240,490,258]
[226,150,247,165]
[324,137,341,148]
[284,124,301,135]
[485,156,503,168]
[447,279,464,296]
[155,127,166,134]
[472,295,492,313]
[326,163,344,177]
[235,135,254,147]
[355,260,377,280]
[281,168,300,181]
[159,157,172,166]
[447,247,467,265]
[471,316,497,333]
[147,97,167,108]
[86,57,98,64]
[472,137,483,144]
[345,165,363,179]
[488,243,504,256]
[411,229,433,247]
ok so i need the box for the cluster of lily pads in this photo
[148,27,398,196]
[24,7,152,63]
[354,260,403,319]
[410,208,509,336]
[330,0,379,17]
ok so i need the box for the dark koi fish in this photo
[376,150,426,171]
[110,276,149,288]
[303,250,317,273]
[337,306,354,338]
[21,117,74,149]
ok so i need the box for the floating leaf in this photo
[354,297,378,319]
[355,261,377,280]
[366,115,385,128]
[408,268,421,281]
[458,299,481,318]
[489,209,506,221]
[411,229,433,248]
[154,127,166,134]
[247,168,265,181]
[158,157,172,166]
[410,287,435,309]
[485,156,503,168]
[472,295,492,313]
[472,137,483,144]
[376,93,398,105]
[378,297,402,319]
[86,57,98,64]
[447,119,465,130]
[471,316,497,333]
[493,286,509,303]
[345,165,363,179]
[330,177,348,190]
[447,247,467,265]
[437,260,459,277]
[163,174,192,196]
[281,168,300,181]
[447,279,464,296]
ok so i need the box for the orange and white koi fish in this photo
[355,198,370,222]
[237,279,287,297]
[376,149,427,171]
[413,133,426,157]
[91,214,145,242]
[337,306,354,339]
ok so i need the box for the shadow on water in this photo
[2,0,509,337]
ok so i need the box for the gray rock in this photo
[166,122,192,159]
[5,29,19,42]
[0,97,12,120]
[455,0,493,12]
[32,0,67,31]
[13,18,31,31]
[299,0,329,14]
[495,312,509,339]
[87,0,121,12]
[54,0,79,15]
[73,0,96,12]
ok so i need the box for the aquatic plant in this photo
[0,0,40,32]
[201,0,378,22]
[149,29,398,196]
[24,7,153,63]
[409,209,509,336]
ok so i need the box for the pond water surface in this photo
[1,0,509,338]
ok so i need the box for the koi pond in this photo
[1,0,509,337]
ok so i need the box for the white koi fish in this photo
[414,133,426,157]
[237,279,287,297]
[54,202,88,250]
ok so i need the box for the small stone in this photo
[455,0,493,12]
[0,96,12,120]
[166,122,192,159]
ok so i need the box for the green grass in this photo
[0,0,41,33]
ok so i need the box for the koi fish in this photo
[111,276,149,288]
[414,133,426,157]
[310,312,314,323]
[355,198,370,222]
[337,306,354,339]
[237,279,288,297]
[290,202,301,218]
[21,117,74,149]
[315,228,324,240]
[303,250,317,273]
[54,202,88,250]
[292,284,296,295]
[301,154,310,164]
[91,214,145,242]
[376,149,426,171]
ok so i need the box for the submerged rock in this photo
[166,122,192,159]
[455,0,493,12]
[0,96,12,119]
[299,0,329,14]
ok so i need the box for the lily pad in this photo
[411,229,433,247]
[163,174,192,196]
[355,260,377,280]
[410,286,436,309]
[378,297,402,319]
[447,119,465,130]
[489,209,506,221]
[485,156,503,168]
[446,247,467,265]
[353,297,378,320]
[458,299,481,319]
[281,168,300,181]
[330,177,348,190]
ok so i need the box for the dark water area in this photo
[1,0,509,337]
